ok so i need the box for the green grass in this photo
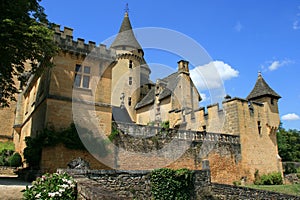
[247,184,300,196]
[0,141,15,152]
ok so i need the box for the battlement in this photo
[53,25,115,59]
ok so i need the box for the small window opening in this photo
[129,77,132,85]
[129,60,133,69]
[257,121,261,135]
[128,97,132,106]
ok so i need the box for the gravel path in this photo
[0,175,31,200]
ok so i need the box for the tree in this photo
[277,124,300,162]
[0,0,58,107]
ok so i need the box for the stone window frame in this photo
[74,64,91,89]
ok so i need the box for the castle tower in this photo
[110,11,151,122]
[247,72,281,130]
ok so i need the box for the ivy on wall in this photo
[23,123,86,168]
[150,168,194,200]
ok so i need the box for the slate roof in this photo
[135,87,155,109]
[112,106,133,123]
[110,12,142,50]
[247,73,281,100]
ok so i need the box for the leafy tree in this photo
[277,124,300,162]
[0,0,58,107]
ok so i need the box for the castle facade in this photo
[1,11,282,184]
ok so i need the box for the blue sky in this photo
[41,0,300,130]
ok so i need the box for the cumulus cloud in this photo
[266,59,294,71]
[190,60,239,90]
[281,113,300,121]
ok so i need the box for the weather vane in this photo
[125,3,129,13]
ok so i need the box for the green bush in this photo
[150,168,194,200]
[254,172,283,185]
[8,152,22,167]
[284,163,297,174]
[23,172,77,200]
[0,149,14,166]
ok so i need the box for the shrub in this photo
[23,172,77,200]
[8,152,22,167]
[254,172,283,185]
[0,149,14,166]
[284,163,297,174]
[150,168,194,200]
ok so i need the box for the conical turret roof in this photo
[247,72,281,100]
[110,12,142,50]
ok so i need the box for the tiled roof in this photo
[110,12,142,50]
[247,73,281,100]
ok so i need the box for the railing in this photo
[114,121,240,144]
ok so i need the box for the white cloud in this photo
[293,20,300,30]
[267,59,294,71]
[281,113,300,121]
[200,92,208,102]
[190,60,239,90]
[234,21,242,32]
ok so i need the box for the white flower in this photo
[59,188,65,193]
[35,193,41,198]
[48,192,56,197]
[61,184,69,188]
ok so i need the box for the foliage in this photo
[150,168,194,200]
[0,0,58,107]
[0,149,14,166]
[284,163,297,174]
[108,123,119,141]
[23,172,77,200]
[254,171,283,185]
[277,125,300,162]
[0,141,15,152]
[160,121,170,130]
[8,152,22,167]
[233,180,241,186]
[23,123,86,168]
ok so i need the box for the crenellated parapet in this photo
[53,25,116,60]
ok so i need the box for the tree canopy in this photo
[0,0,57,107]
[277,124,300,162]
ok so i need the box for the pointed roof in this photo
[110,12,142,50]
[247,72,281,100]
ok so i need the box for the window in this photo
[75,64,90,88]
[129,60,133,69]
[128,97,132,106]
[271,98,274,105]
[257,121,261,135]
[129,77,132,85]
[202,125,207,132]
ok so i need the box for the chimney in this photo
[177,60,189,74]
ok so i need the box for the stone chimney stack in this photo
[177,60,189,75]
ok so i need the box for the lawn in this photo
[247,184,300,196]
[0,141,15,152]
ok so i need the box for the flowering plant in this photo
[23,172,77,200]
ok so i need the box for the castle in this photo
[1,11,283,184]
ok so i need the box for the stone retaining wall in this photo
[58,169,211,199]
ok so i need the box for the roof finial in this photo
[258,71,262,77]
[124,3,129,15]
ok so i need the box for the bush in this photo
[284,163,297,174]
[150,168,194,200]
[8,152,22,167]
[254,172,283,185]
[0,149,14,166]
[23,172,77,200]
